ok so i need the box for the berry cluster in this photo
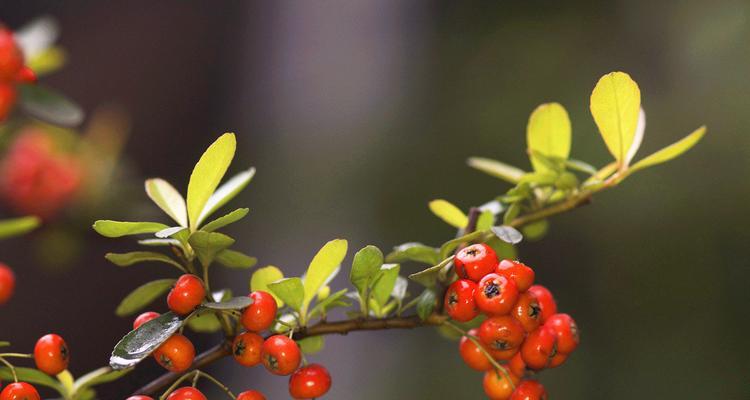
[127,274,331,399]
[0,25,36,121]
[0,333,69,400]
[444,243,579,400]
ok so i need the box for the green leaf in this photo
[202,296,253,310]
[145,178,188,227]
[439,230,486,260]
[428,199,468,229]
[370,264,400,306]
[186,133,237,231]
[350,245,383,295]
[268,277,304,311]
[138,238,181,247]
[491,225,523,244]
[590,71,641,163]
[105,252,183,270]
[391,276,408,301]
[521,220,549,241]
[251,266,285,306]
[155,226,187,239]
[385,243,439,266]
[115,279,176,317]
[408,256,453,288]
[527,102,571,172]
[309,289,350,319]
[0,216,40,240]
[215,249,257,269]
[466,157,525,184]
[565,159,598,175]
[302,239,348,311]
[93,220,169,238]
[476,210,495,231]
[628,126,706,175]
[186,310,222,333]
[503,203,521,225]
[200,208,249,232]
[110,312,183,370]
[0,341,9,347]
[18,83,84,127]
[297,336,324,355]
[197,168,255,227]
[72,367,131,395]
[416,289,437,320]
[0,366,64,393]
[188,231,235,267]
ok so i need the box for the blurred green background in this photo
[0,1,747,398]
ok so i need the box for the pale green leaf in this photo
[201,208,249,232]
[416,289,437,320]
[197,168,255,227]
[628,126,706,175]
[188,231,235,267]
[466,157,525,184]
[145,178,188,227]
[186,133,237,230]
[350,245,383,295]
[370,264,400,306]
[590,71,641,162]
[309,289,350,319]
[155,226,186,239]
[215,249,257,269]
[302,239,348,310]
[0,367,64,393]
[527,102,571,172]
[297,336,324,355]
[186,310,222,333]
[105,251,184,271]
[408,256,453,288]
[476,210,495,231]
[428,199,468,229]
[251,266,285,306]
[492,225,523,244]
[268,277,304,311]
[115,279,176,317]
[0,216,40,240]
[385,242,439,266]
[93,220,169,238]
[202,296,253,310]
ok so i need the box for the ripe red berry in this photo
[545,313,579,354]
[232,332,263,367]
[476,273,519,315]
[166,387,206,400]
[444,279,479,322]
[548,351,568,368]
[261,335,301,376]
[520,326,556,370]
[133,311,160,330]
[0,382,40,400]
[167,274,206,315]
[0,84,16,122]
[33,334,69,375]
[482,366,520,400]
[510,380,547,400]
[479,316,525,360]
[153,334,195,372]
[454,243,498,281]
[236,390,266,400]
[0,263,15,305]
[527,285,557,323]
[126,397,154,400]
[14,66,35,84]
[512,292,542,333]
[507,352,528,378]
[241,291,277,332]
[458,329,493,371]
[0,27,23,82]
[496,259,535,292]
[288,363,332,399]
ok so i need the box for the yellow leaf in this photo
[527,102,571,172]
[466,157,525,184]
[628,126,706,175]
[186,133,236,230]
[250,266,285,307]
[428,199,468,229]
[590,72,641,163]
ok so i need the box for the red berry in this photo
[133,311,160,330]
[0,382,40,400]
[520,326,556,370]
[0,263,15,305]
[166,387,206,400]
[527,285,557,323]
[0,84,16,122]
[496,260,535,292]
[476,273,519,315]
[510,380,547,400]
[512,292,542,333]
[241,291,277,332]
[0,27,23,82]
[545,313,579,354]
[478,316,525,360]
[167,274,206,315]
[33,334,69,375]
[14,66,35,84]
[261,335,301,376]
[232,332,263,367]
[153,334,195,372]
[507,352,528,378]
[458,329,493,371]
[288,363,332,399]
[548,351,568,368]
[444,279,479,322]
[236,390,266,400]
[126,397,154,400]
[482,366,520,400]
[455,243,498,281]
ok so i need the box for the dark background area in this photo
[1,1,748,398]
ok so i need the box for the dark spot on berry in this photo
[492,340,511,350]
[529,301,541,319]
[448,291,458,305]
[483,282,500,298]
[234,340,246,356]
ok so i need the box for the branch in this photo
[133,314,447,396]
